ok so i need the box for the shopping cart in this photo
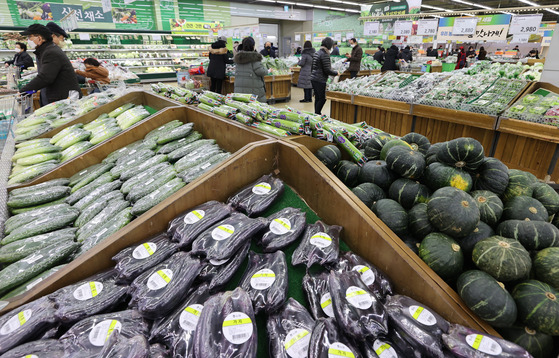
[0,92,33,150]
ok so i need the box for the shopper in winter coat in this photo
[260,41,277,58]
[345,38,363,79]
[310,37,340,115]
[297,41,315,103]
[75,58,110,84]
[46,22,68,48]
[466,46,476,59]
[207,36,234,94]
[398,46,413,62]
[19,24,81,106]
[331,42,340,56]
[478,47,487,60]
[234,37,268,103]
[455,46,467,69]
[373,46,384,64]
[4,42,34,70]
[381,45,399,72]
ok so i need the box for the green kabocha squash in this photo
[401,132,431,155]
[388,178,430,210]
[427,186,480,238]
[419,232,463,280]
[335,160,360,187]
[423,162,473,192]
[512,280,559,336]
[315,145,341,170]
[372,199,408,235]
[471,190,503,227]
[385,146,426,180]
[379,139,412,161]
[502,169,537,202]
[472,236,531,282]
[497,220,559,251]
[499,326,555,358]
[408,203,435,239]
[425,142,443,166]
[533,247,559,289]
[457,270,517,328]
[401,234,421,255]
[357,160,395,190]
[351,183,386,208]
[436,137,485,171]
[364,134,392,159]
[456,221,495,257]
[532,182,559,216]
[473,157,509,196]
[502,195,548,222]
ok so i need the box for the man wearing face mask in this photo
[345,38,362,79]
[46,22,69,48]
[19,24,81,106]
[260,41,277,58]
[4,42,34,70]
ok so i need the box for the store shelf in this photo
[63,48,208,52]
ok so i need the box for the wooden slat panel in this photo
[353,95,411,114]
[414,116,495,151]
[413,104,497,130]
[498,118,559,144]
[330,101,355,124]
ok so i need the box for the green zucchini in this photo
[144,120,183,141]
[7,186,70,209]
[73,180,122,211]
[119,154,169,182]
[77,199,130,242]
[8,178,69,197]
[8,197,67,215]
[130,178,186,217]
[0,265,65,300]
[155,123,194,145]
[65,172,115,205]
[157,131,202,154]
[0,228,76,264]
[126,166,177,203]
[167,139,216,162]
[4,203,72,234]
[120,162,172,195]
[178,153,230,183]
[174,145,221,173]
[75,207,132,257]
[0,240,80,296]
[74,191,124,228]
[70,163,114,191]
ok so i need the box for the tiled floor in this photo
[271,86,331,118]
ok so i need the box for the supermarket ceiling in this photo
[239,0,559,21]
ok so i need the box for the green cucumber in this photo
[77,199,130,242]
[56,129,91,150]
[0,265,65,300]
[156,123,194,145]
[15,138,51,149]
[7,161,58,185]
[174,145,221,173]
[51,124,84,145]
[74,191,124,228]
[144,120,183,141]
[14,124,50,142]
[89,126,122,145]
[0,228,77,264]
[8,178,69,197]
[8,198,67,216]
[119,154,169,181]
[120,162,172,195]
[157,131,203,154]
[110,149,155,178]
[7,186,70,209]
[60,141,94,162]
[12,144,61,161]
[168,139,216,162]
[16,152,61,166]
[178,153,230,183]
[83,117,113,131]
[130,178,186,217]
[73,180,122,211]
[5,203,72,234]
[126,166,177,203]
[71,163,114,191]
[102,140,153,165]
[108,103,135,118]
[66,172,116,205]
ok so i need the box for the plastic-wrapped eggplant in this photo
[302,271,335,320]
[150,283,211,358]
[112,233,179,283]
[129,252,203,319]
[362,338,408,358]
[199,241,250,291]
[191,212,267,261]
[308,318,361,358]
[328,271,388,340]
[388,327,422,358]
[335,251,393,300]
[98,331,150,358]
[267,298,315,358]
[0,297,57,354]
[150,344,170,358]
[442,323,532,358]
[0,339,65,358]
[385,295,449,358]
[239,250,288,314]
[59,310,150,357]
[192,288,257,358]
[167,201,234,249]
[51,270,128,324]
[260,207,307,252]
[227,174,285,217]
[292,221,342,268]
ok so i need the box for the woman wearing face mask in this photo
[234,37,269,103]
[4,42,34,70]
[18,24,81,106]
[46,22,69,48]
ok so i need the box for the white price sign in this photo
[305,33,311,41]
[394,20,413,36]
[364,21,380,36]
[295,34,301,41]
[509,14,542,35]
[334,32,342,42]
[453,17,478,35]
[346,32,354,40]
[511,34,530,43]
[417,19,438,36]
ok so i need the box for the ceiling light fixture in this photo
[296,2,314,7]
[422,4,447,11]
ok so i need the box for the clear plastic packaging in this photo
[308,317,361,358]
[0,339,65,358]
[150,343,170,358]
[260,207,307,252]
[292,221,342,268]
[227,174,285,217]
[302,271,335,320]
[98,332,150,358]
[199,241,250,291]
[362,337,407,358]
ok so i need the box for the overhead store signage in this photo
[363,21,380,36]
[361,0,422,17]
[394,20,413,36]
[437,14,512,42]
[51,4,112,23]
[417,19,438,36]
[453,17,478,35]
[170,20,223,35]
[509,14,543,35]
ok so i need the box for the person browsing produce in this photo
[455,46,467,69]
[345,38,362,79]
[75,58,110,84]
[4,42,34,70]
[234,36,269,103]
[373,46,385,64]
[260,41,277,58]
[381,45,399,72]
[207,36,234,94]
[46,22,68,48]
[297,41,315,103]
[311,37,340,115]
[18,24,81,106]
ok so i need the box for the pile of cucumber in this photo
[0,119,231,300]
[8,104,153,185]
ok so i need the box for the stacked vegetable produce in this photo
[315,132,559,358]
[8,103,156,185]
[503,90,559,126]
[1,119,232,299]
[0,175,533,357]
[151,83,199,104]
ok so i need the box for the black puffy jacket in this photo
[311,47,338,83]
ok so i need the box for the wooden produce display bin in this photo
[430,65,443,73]
[291,67,300,85]
[223,75,292,104]
[0,139,498,336]
[7,105,271,191]
[338,70,372,82]
[326,91,355,124]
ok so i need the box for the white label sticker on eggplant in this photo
[73,281,104,301]
[345,286,373,310]
[269,218,291,235]
[252,182,271,195]
[408,305,437,326]
[209,258,229,266]
[352,265,376,286]
[0,309,32,336]
[310,232,332,249]
[320,292,335,318]
[25,355,38,358]
[373,339,398,358]
[465,334,503,356]
[183,210,205,225]
[328,342,356,358]
[179,304,204,332]
[250,269,276,290]
[222,312,253,345]
[88,319,122,347]
[211,224,235,241]
[284,328,311,358]
[147,269,173,291]
[132,242,158,260]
